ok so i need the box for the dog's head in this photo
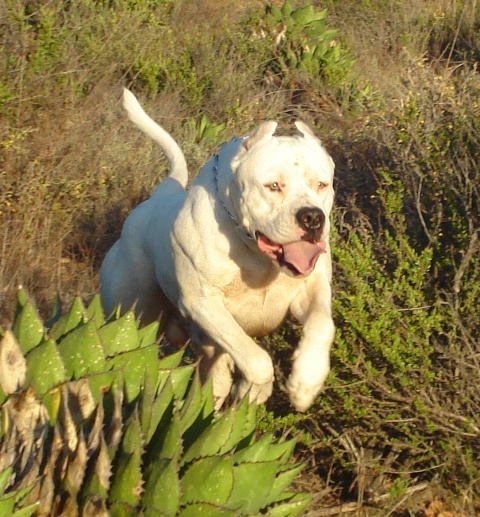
[228,121,335,277]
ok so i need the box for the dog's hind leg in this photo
[100,242,166,325]
[194,342,235,411]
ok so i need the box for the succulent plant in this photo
[264,0,354,82]
[0,289,311,516]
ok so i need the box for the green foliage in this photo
[0,289,310,516]
[0,468,37,517]
[334,177,440,387]
[326,159,480,496]
[332,178,439,397]
[29,8,69,75]
[189,114,226,145]
[263,0,355,84]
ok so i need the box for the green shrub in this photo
[263,0,355,85]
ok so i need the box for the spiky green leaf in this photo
[25,338,66,394]
[85,294,105,329]
[138,321,159,348]
[0,467,11,495]
[201,376,215,418]
[109,501,137,517]
[1,294,310,516]
[158,408,182,461]
[182,409,235,464]
[179,376,215,451]
[158,349,184,369]
[121,408,144,454]
[12,483,35,506]
[233,433,295,466]
[170,365,195,400]
[11,502,39,517]
[142,458,180,515]
[0,384,6,406]
[99,311,140,356]
[15,287,29,307]
[218,396,256,455]
[227,461,279,513]
[50,296,86,340]
[107,344,159,402]
[179,370,204,432]
[108,411,144,506]
[138,368,156,439]
[0,494,15,515]
[0,474,36,515]
[57,320,106,378]
[87,370,118,403]
[233,433,273,464]
[180,456,234,507]
[266,465,304,505]
[265,493,312,516]
[12,295,44,354]
[145,376,175,445]
[41,387,62,424]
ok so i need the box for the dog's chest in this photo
[222,270,298,337]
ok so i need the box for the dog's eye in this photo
[266,182,282,192]
[317,181,328,190]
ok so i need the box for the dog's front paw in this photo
[286,377,322,412]
[231,349,274,405]
[287,351,330,412]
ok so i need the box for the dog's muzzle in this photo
[296,207,325,242]
[256,206,327,277]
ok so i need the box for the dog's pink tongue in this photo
[283,240,326,275]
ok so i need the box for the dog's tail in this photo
[123,88,188,188]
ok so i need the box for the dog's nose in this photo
[296,207,325,239]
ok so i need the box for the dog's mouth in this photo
[256,233,326,276]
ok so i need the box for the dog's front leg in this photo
[179,297,275,406]
[287,281,335,412]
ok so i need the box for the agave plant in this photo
[0,289,311,516]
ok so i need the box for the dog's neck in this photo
[212,150,255,242]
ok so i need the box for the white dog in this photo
[100,89,335,412]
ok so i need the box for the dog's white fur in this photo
[100,89,335,411]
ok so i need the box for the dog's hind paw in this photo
[231,378,273,406]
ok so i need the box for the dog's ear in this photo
[242,121,278,151]
[295,121,321,142]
